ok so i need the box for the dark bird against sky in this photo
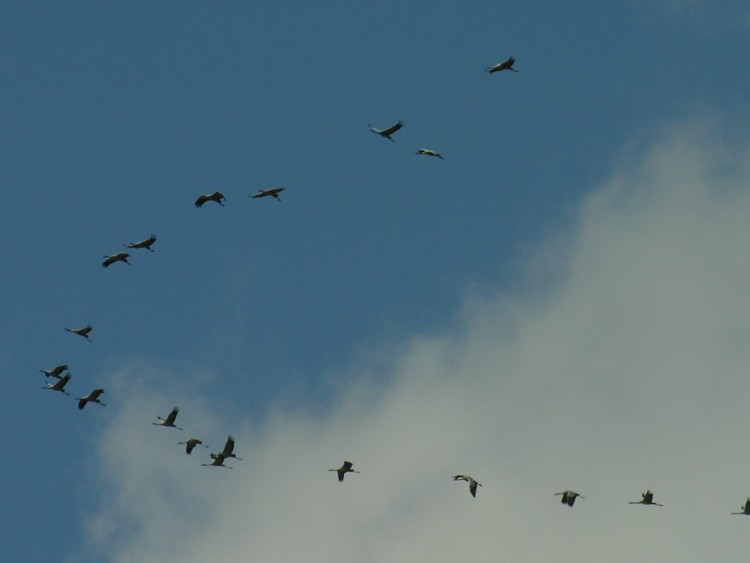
[485,56,518,74]
[76,388,106,410]
[368,121,404,142]
[329,460,359,482]
[125,235,157,252]
[453,474,482,497]
[195,191,225,207]
[65,325,93,342]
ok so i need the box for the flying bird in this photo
[416,148,444,159]
[251,187,284,200]
[329,460,360,482]
[555,490,584,507]
[629,490,663,507]
[152,406,182,430]
[125,235,157,252]
[368,121,403,142]
[195,191,225,207]
[212,435,242,461]
[732,498,750,515]
[40,364,69,379]
[65,325,93,342]
[485,56,518,74]
[76,388,106,410]
[102,252,131,268]
[178,438,209,455]
[201,453,232,469]
[42,373,72,395]
[453,474,482,498]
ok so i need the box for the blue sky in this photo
[3,2,750,561]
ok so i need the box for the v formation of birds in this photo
[35,55,750,513]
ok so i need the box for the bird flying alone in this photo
[195,191,225,207]
[555,490,584,507]
[485,56,518,74]
[42,373,72,395]
[76,388,106,410]
[416,148,444,159]
[251,187,284,201]
[329,460,359,482]
[152,406,182,430]
[125,235,157,252]
[368,121,404,142]
[629,490,663,506]
[40,364,69,379]
[453,474,482,497]
[102,252,131,268]
[65,325,93,342]
[178,438,209,455]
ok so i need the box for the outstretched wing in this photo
[54,373,72,391]
[380,121,403,136]
[89,388,105,401]
[165,407,180,426]
[222,436,235,456]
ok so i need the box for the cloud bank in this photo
[82,119,750,562]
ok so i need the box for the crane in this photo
[485,56,518,74]
[453,474,482,497]
[629,490,663,506]
[416,148,444,159]
[40,364,69,379]
[178,438,209,455]
[555,490,584,507]
[251,187,284,200]
[152,407,182,430]
[195,191,225,207]
[732,498,750,515]
[102,252,131,268]
[65,325,93,342]
[76,388,106,410]
[212,435,242,461]
[329,460,359,482]
[42,373,72,395]
[125,235,157,252]
[368,121,403,142]
[202,453,232,469]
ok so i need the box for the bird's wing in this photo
[195,195,207,207]
[165,407,179,425]
[223,436,235,456]
[57,374,72,389]
[381,121,403,135]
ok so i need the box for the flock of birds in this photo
[38,186,292,469]
[36,52,750,518]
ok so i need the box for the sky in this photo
[2,1,750,562]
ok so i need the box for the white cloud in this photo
[81,119,750,562]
